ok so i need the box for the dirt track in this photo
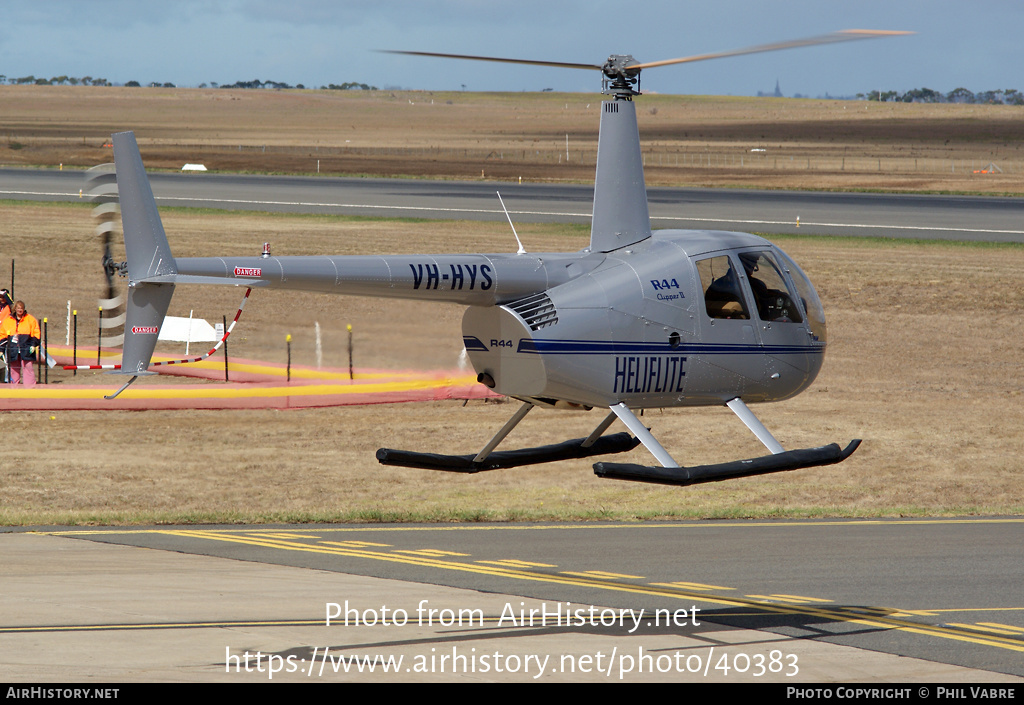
[3,86,1024,192]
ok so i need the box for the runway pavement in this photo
[4,167,1024,242]
[3,519,1022,683]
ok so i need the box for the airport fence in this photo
[217,144,1024,175]
[12,137,1022,175]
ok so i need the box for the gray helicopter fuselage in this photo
[173,227,826,411]
[463,229,826,409]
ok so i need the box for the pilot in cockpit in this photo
[739,252,801,323]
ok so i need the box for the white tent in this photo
[158,315,218,343]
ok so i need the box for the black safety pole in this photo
[43,318,48,384]
[223,315,229,382]
[97,306,102,366]
[348,323,354,380]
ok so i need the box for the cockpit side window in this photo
[738,251,804,323]
[697,255,750,320]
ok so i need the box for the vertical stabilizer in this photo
[112,132,177,280]
[589,100,652,253]
[110,131,176,375]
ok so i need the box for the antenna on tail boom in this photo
[496,191,526,254]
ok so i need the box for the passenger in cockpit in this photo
[703,257,749,319]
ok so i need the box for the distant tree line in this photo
[218,78,303,89]
[1,75,111,86]
[860,87,1024,105]
[323,82,376,91]
[7,75,1016,103]
[0,75,377,90]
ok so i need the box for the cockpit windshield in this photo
[737,251,803,324]
[695,249,828,345]
[772,248,828,344]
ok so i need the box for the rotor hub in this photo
[601,54,641,99]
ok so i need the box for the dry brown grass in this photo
[0,202,1021,524]
[3,86,1024,193]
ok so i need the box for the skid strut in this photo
[595,397,860,485]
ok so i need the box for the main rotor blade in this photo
[631,29,913,70]
[382,50,601,71]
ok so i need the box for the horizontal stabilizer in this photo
[594,440,861,486]
[141,274,265,287]
[377,432,641,472]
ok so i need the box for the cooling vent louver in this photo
[509,293,558,331]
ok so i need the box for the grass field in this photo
[1,202,1021,525]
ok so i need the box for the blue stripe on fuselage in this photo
[516,338,823,355]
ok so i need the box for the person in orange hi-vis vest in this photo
[0,289,12,323]
[1,300,41,386]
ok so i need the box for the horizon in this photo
[1,2,1022,99]
[2,79,1020,105]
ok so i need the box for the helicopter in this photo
[83,30,910,486]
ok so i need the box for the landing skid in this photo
[377,433,640,472]
[594,440,861,486]
[595,398,860,486]
[376,403,640,472]
[376,398,860,482]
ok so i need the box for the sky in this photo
[1,0,1021,97]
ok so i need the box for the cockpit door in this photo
[736,249,817,383]
[690,253,759,400]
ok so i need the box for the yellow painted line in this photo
[0,374,479,400]
[890,609,940,616]
[745,594,833,604]
[42,517,1024,537]
[0,618,325,634]
[771,594,834,603]
[650,581,735,592]
[45,346,438,381]
[560,570,645,580]
[318,540,391,548]
[846,607,940,618]
[161,361,433,382]
[922,607,1024,614]
[978,622,1024,633]
[477,559,558,568]
[245,532,317,540]
[47,528,1024,654]
[946,623,1024,636]
[392,549,471,557]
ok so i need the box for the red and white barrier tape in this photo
[62,288,252,371]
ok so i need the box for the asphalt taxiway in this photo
[3,518,1022,683]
